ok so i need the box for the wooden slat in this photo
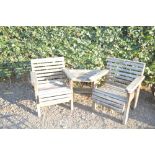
[39,91,71,99]
[94,84,127,102]
[37,80,65,85]
[35,68,63,74]
[31,57,64,63]
[33,62,65,68]
[38,87,71,96]
[74,88,92,94]
[38,98,71,107]
[36,72,64,78]
[107,57,145,68]
[107,77,131,86]
[92,97,124,113]
[92,95,124,109]
[94,89,127,103]
[109,70,139,79]
[39,94,72,102]
[37,75,65,80]
[107,79,129,87]
[37,79,66,85]
[108,67,142,76]
[33,65,64,71]
[93,91,126,105]
[106,64,142,73]
[107,62,144,72]
[109,74,135,82]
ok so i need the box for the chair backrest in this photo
[31,57,65,85]
[106,57,145,87]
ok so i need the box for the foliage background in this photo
[0,26,155,83]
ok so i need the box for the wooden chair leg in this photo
[71,99,74,110]
[123,102,131,125]
[37,104,41,117]
[123,93,134,125]
[92,101,96,110]
[133,85,141,109]
[92,82,97,110]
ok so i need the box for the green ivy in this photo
[0,26,155,83]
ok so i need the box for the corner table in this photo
[63,68,109,94]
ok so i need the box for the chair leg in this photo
[37,104,41,117]
[123,102,131,125]
[122,93,134,125]
[92,101,96,110]
[71,99,74,110]
[133,85,141,109]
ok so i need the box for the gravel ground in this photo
[0,81,155,129]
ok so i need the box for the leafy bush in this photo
[0,26,155,83]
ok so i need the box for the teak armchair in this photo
[92,57,145,124]
[30,57,73,117]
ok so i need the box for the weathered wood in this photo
[39,94,72,102]
[122,92,134,125]
[63,68,76,80]
[38,98,71,107]
[89,69,109,81]
[126,76,145,93]
[37,79,66,86]
[94,84,127,102]
[107,57,145,68]
[74,88,92,94]
[107,63,143,72]
[31,57,64,63]
[92,95,124,110]
[38,87,71,96]
[65,69,108,82]
[93,91,126,105]
[108,67,143,75]
[71,98,74,110]
[93,98,124,113]
[92,57,145,124]
[110,70,138,79]
[37,104,41,117]
[31,57,73,117]
[133,85,141,109]
[92,101,97,110]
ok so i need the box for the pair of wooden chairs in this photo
[30,57,145,125]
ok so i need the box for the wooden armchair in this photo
[92,57,145,124]
[30,57,73,117]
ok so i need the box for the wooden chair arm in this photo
[89,69,109,82]
[126,76,145,93]
[30,71,38,87]
[62,68,75,80]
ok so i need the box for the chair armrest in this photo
[62,68,75,80]
[30,71,38,87]
[126,76,145,93]
[89,69,109,82]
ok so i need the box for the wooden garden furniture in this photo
[63,69,109,93]
[92,57,145,125]
[30,57,73,117]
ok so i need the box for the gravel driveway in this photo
[0,81,155,129]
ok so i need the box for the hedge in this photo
[0,26,155,84]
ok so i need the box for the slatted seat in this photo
[92,57,145,125]
[93,83,127,113]
[30,57,73,117]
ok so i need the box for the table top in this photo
[67,69,109,82]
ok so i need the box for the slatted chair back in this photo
[106,57,145,87]
[31,57,66,86]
